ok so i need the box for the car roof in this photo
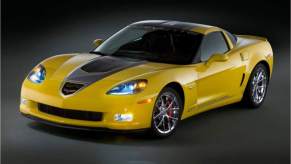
[130,20,222,35]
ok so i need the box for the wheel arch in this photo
[163,82,185,108]
[257,60,271,79]
[243,60,271,94]
[247,60,271,81]
[246,59,271,83]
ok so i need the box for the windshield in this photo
[92,25,203,64]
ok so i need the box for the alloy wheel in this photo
[251,67,268,104]
[153,91,180,134]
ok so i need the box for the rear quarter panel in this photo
[236,35,273,82]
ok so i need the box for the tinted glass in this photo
[118,30,172,56]
[225,30,237,46]
[200,32,229,61]
[93,26,203,64]
[172,31,202,63]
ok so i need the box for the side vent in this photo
[240,52,249,61]
[240,73,245,86]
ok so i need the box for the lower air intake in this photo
[38,103,102,121]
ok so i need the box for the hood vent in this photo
[61,82,84,95]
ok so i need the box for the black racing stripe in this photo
[65,56,146,85]
[81,56,142,73]
[132,20,211,31]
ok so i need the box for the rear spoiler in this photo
[236,35,268,41]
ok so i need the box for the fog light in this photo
[21,98,28,105]
[114,113,133,122]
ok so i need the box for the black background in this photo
[2,0,290,164]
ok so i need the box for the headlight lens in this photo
[107,79,147,95]
[28,65,46,84]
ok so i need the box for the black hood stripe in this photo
[65,56,146,85]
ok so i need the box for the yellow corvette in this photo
[20,20,273,137]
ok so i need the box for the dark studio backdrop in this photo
[2,0,290,164]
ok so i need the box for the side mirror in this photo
[206,53,229,66]
[92,39,103,48]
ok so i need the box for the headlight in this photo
[28,65,46,84]
[107,79,147,95]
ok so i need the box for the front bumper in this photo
[20,90,157,130]
[21,113,148,133]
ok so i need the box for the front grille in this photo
[38,104,102,121]
[61,82,84,95]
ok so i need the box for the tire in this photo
[149,87,183,138]
[242,63,269,108]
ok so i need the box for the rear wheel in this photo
[242,63,269,108]
[149,87,182,137]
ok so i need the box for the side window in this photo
[200,32,229,62]
[171,31,202,62]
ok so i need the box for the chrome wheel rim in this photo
[252,67,267,104]
[153,92,180,134]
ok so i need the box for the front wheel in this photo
[149,87,182,137]
[242,63,269,108]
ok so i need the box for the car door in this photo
[194,31,241,111]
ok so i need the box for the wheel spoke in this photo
[254,88,258,100]
[165,101,173,111]
[154,111,164,119]
[257,71,262,81]
[257,76,265,83]
[161,96,165,107]
[172,107,179,111]
[256,89,260,101]
[156,118,164,127]
[167,116,171,131]
[168,116,178,121]
[252,86,257,97]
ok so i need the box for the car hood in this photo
[44,53,178,85]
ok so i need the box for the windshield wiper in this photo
[89,51,107,56]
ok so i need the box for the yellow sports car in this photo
[20,20,273,137]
